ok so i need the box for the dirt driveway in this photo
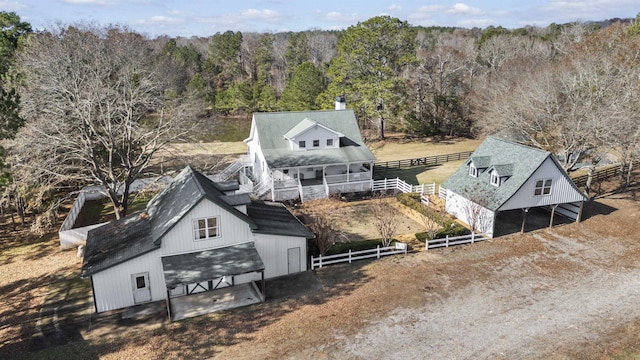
[210,195,640,360]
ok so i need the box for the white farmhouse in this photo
[441,136,587,237]
[238,97,377,201]
[81,166,314,321]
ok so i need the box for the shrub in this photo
[415,223,469,241]
[396,192,469,241]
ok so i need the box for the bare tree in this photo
[7,23,199,222]
[297,198,348,255]
[421,210,442,241]
[370,194,400,247]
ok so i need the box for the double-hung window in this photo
[469,163,478,177]
[326,139,334,146]
[490,171,500,186]
[193,217,219,240]
[313,139,320,147]
[299,140,306,148]
[534,179,552,196]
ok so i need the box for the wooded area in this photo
[0,11,639,233]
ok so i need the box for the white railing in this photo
[311,244,407,270]
[372,178,436,196]
[426,233,490,250]
[438,186,447,199]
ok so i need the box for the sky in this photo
[2,0,638,38]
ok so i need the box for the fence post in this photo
[319,254,322,269]
[446,235,449,247]
[471,232,475,244]
[311,256,314,270]
[377,245,380,259]
[349,249,352,264]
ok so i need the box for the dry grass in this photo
[2,137,639,359]
[369,135,482,162]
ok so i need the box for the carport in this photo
[161,242,265,321]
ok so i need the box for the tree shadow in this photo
[373,164,442,183]
[23,260,372,359]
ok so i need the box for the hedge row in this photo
[396,193,468,240]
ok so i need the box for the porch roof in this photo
[161,242,265,288]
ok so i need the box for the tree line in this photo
[0,11,638,232]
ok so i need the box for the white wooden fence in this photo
[311,244,407,270]
[373,178,436,196]
[426,232,489,249]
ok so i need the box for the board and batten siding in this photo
[499,157,585,211]
[91,248,164,312]
[254,233,307,279]
[160,199,255,256]
[445,191,495,235]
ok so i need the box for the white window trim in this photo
[490,171,500,187]
[534,178,553,196]
[469,163,478,177]
[192,216,220,241]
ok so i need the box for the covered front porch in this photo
[270,162,374,201]
[161,242,266,321]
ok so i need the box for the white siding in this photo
[290,125,339,151]
[160,199,255,256]
[254,233,307,279]
[445,190,495,235]
[91,249,164,312]
[499,157,585,211]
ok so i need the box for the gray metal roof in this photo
[161,242,265,287]
[147,166,256,245]
[441,136,584,211]
[247,201,316,239]
[252,110,376,168]
[81,166,314,277]
[81,211,157,277]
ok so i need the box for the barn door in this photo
[131,272,151,304]
[287,247,301,274]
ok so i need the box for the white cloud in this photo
[388,4,402,11]
[457,18,496,28]
[240,8,282,22]
[0,0,26,10]
[447,3,482,15]
[320,11,360,23]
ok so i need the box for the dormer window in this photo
[469,163,478,177]
[490,171,500,186]
[299,141,306,148]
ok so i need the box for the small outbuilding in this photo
[441,136,587,237]
[81,166,314,320]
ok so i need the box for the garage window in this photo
[534,179,552,196]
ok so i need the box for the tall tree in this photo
[322,16,416,139]
[279,62,325,111]
[8,24,198,221]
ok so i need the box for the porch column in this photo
[166,288,173,322]
[576,201,584,222]
[549,204,559,228]
[520,208,529,234]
